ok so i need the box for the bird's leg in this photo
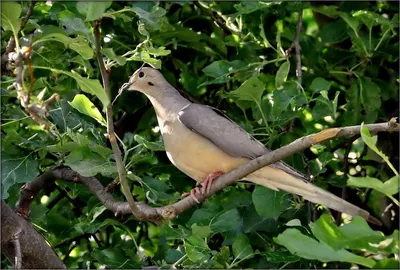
[201,171,224,194]
[181,171,223,203]
[182,187,201,203]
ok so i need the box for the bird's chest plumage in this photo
[159,118,246,183]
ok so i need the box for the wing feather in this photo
[177,103,307,180]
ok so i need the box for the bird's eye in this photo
[138,71,144,78]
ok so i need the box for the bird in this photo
[119,66,381,226]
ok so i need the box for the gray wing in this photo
[177,103,307,180]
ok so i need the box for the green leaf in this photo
[360,124,398,177]
[340,12,360,34]
[262,251,300,263]
[147,45,171,56]
[233,2,274,16]
[162,223,191,240]
[310,214,390,253]
[1,152,38,199]
[76,2,112,21]
[131,3,166,32]
[338,217,386,251]
[348,176,399,202]
[64,70,109,109]
[57,10,92,40]
[275,61,290,88]
[312,91,339,120]
[140,176,175,204]
[202,60,246,79]
[69,94,106,126]
[274,228,375,268]
[310,77,332,92]
[126,51,162,69]
[374,258,400,269]
[92,248,140,269]
[101,48,127,66]
[252,185,286,219]
[310,5,339,18]
[1,2,21,40]
[272,82,305,118]
[243,205,278,233]
[232,235,254,261]
[69,36,93,59]
[321,19,348,44]
[184,235,211,263]
[343,83,361,125]
[210,208,242,233]
[310,214,346,250]
[353,10,388,29]
[191,224,212,238]
[134,135,164,151]
[359,76,381,114]
[229,77,265,105]
[32,25,71,46]
[64,146,117,177]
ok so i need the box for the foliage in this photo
[1,1,399,269]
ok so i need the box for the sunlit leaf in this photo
[69,94,106,126]
[76,2,112,21]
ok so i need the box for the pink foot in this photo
[201,171,224,194]
[182,171,224,203]
[182,187,201,203]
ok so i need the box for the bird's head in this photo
[124,67,165,94]
[112,66,174,105]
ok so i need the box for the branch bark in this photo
[1,201,66,269]
[93,20,144,220]
[17,119,400,224]
[286,9,303,89]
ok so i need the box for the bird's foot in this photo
[201,171,224,194]
[181,171,224,203]
[182,187,201,203]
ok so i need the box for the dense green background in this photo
[1,1,399,268]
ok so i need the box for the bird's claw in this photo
[182,171,224,203]
[201,171,224,194]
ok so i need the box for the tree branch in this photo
[1,201,66,269]
[93,20,144,220]
[11,232,22,270]
[286,9,303,89]
[16,119,399,224]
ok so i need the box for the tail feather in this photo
[248,166,382,226]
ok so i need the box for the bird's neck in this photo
[146,86,191,122]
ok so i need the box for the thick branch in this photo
[16,166,163,225]
[11,232,22,270]
[93,20,144,219]
[17,119,399,224]
[1,201,66,269]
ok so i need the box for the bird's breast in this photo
[160,119,247,183]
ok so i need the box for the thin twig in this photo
[294,10,303,89]
[286,10,303,90]
[93,20,144,220]
[17,119,399,224]
[335,137,357,225]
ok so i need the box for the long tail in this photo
[248,166,382,226]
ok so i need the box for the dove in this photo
[120,66,381,225]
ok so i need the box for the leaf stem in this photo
[374,28,391,51]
